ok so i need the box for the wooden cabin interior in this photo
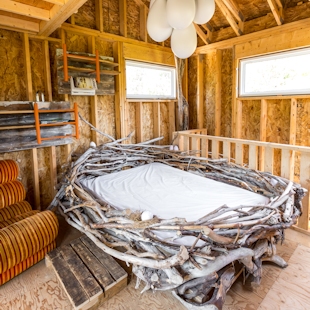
[1,0,310,309]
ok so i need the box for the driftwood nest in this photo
[49,133,306,310]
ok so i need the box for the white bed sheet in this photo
[82,163,269,246]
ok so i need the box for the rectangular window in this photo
[239,48,310,97]
[126,60,176,99]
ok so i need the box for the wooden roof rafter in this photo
[0,0,88,36]
[215,0,243,36]
[194,23,211,45]
[267,0,284,25]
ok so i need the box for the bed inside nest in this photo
[49,135,307,310]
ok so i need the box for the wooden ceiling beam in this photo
[215,0,243,36]
[195,16,310,54]
[0,15,39,32]
[38,0,88,36]
[267,0,284,25]
[0,0,50,21]
[194,23,211,45]
[42,0,66,5]
[222,0,245,22]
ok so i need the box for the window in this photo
[126,60,176,99]
[239,48,310,97]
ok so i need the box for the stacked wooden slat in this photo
[0,160,59,285]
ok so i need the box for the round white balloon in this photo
[194,0,215,25]
[147,0,173,42]
[171,23,197,59]
[167,0,196,30]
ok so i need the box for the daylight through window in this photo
[126,61,176,99]
[239,47,310,97]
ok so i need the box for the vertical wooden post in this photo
[168,101,176,144]
[231,48,238,137]
[212,140,219,159]
[223,141,231,162]
[249,144,258,170]
[153,102,160,143]
[135,102,143,143]
[95,0,104,32]
[43,40,52,101]
[235,100,242,138]
[235,142,243,165]
[298,151,310,230]
[23,33,33,101]
[140,4,147,42]
[264,147,274,173]
[197,55,204,129]
[87,36,99,144]
[49,146,57,198]
[119,0,127,37]
[259,99,267,170]
[182,59,188,101]
[23,33,40,209]
[215,49,222,136]
[60,29,72,160]
[113,41,127,139]
[289,98,297,180]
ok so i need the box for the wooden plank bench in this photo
[45,235,128,310]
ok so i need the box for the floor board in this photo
[0,228,309,310]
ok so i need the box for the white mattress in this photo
[82,163,269,246]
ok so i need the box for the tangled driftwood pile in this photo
[49,131,306,309]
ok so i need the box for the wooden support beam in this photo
[168,101,176,144]
[259,99,267,170]
[0,15,39,33]
[87,36,99,144]
[182,59,188,101]
[43,0,66,5]
[39,0,88,36]
[49,146,57,198]
[222,0,245,22]
[215,50,222,136]
[95,0,103,32]
[0,0,50,21]
[153,102,160,142]
[113,41,127,139]
[119,0,127,37]
[215,0,243,36]
[23,33,33,101]
[30,148,40,210]
[43,40,52,101]
[194,24,211,45]
[289,98,297,180]
[267,0,284,26]
[135,102,143,143]
[140,4,147,42]
[298,152,310,230]
[234,100,242,138]
[197,55,204,129]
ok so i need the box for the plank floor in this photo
[0,228,309,310]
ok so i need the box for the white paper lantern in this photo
[167,0,196,30]
[194,0,215,25]
[171,23,197,59]
[147,0,173,42]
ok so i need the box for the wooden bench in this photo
[46,235,128,310]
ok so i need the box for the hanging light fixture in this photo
[147,0,215,59]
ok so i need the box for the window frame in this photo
[125,60,177,100]
[239,47,310,97]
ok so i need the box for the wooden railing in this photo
[174,129,310,231]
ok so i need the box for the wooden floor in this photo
[0,227,310,310]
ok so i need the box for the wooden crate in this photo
[45,235,128,310]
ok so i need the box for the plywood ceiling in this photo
[0,0,88,36]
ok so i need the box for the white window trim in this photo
[239,47,310,97]
[126,60,177,100]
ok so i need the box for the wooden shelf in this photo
[61,44,119,83]
[0,110,35,115]
[57,66,120,76]
[0,124,35,130]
